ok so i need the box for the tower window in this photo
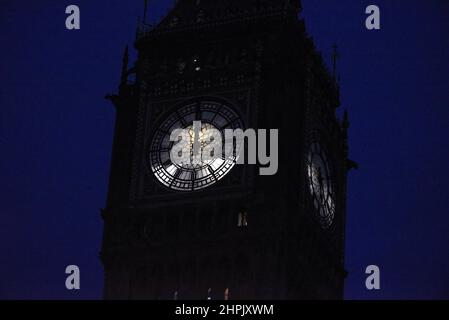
[240,49,248,62]
[224,54,230,65]
[177,60,186,74]
[224,288,229,300]
[237,211,248,227]
[207,288,212,300]
[196,10,205,23]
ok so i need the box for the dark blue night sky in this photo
[1,0,448,300]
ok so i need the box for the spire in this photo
[137,0,152,37]
[331,43,339,80]
[143,0,149,25]
[121,45,129,85]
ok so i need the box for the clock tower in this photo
[101,0,353,300]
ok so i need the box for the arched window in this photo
[237,211,248,227]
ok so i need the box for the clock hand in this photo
[192,121,201,156]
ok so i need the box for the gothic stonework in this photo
[101,0,351,300]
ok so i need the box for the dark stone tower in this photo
[101,0,352,300]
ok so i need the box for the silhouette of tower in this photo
[101,0,352,300]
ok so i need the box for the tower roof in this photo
[150,0,301,31]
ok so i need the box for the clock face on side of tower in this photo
[306,141,336,229]
[148,100,244,192]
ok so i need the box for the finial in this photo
[143,0,153,26]
[331,43,339,80]
[143,0,149,25]
[121,45,129,84]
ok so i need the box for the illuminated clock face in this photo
[306,142,336,228]
[149,101,243,191]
